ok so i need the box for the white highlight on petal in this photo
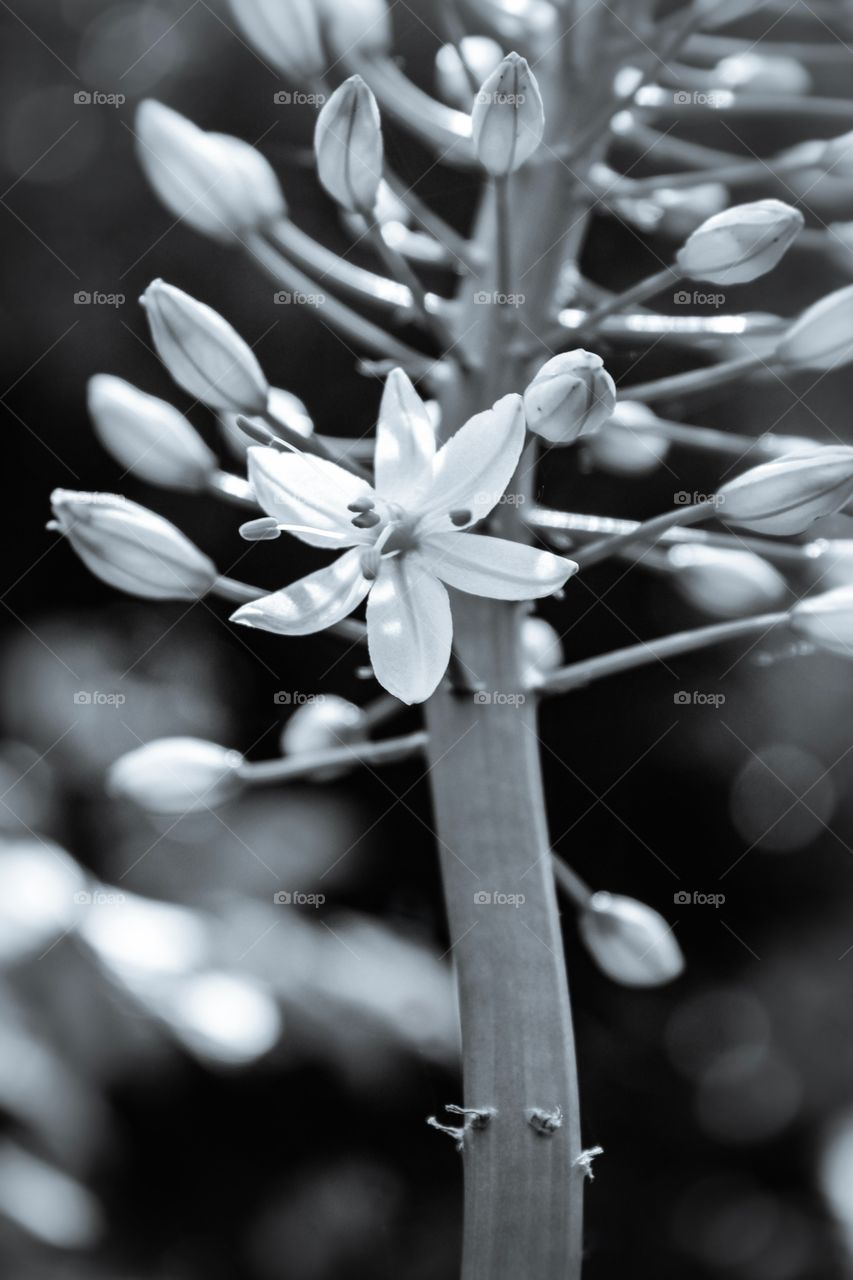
[366,558,452,704]
[248,446,375,547]
[231,548,371,636]
[374,368,436,504]
[418,394,526,531]
[420,532,577,600]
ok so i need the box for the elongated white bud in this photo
[776,285,853,371]
[579,892,684,988]
[50,490,217,600]
[280,695,368,780]
[316,0,391,57]
[109,738,244,814]
[142,280,269,414]
[471,51,544,177]
[87,375,217,491]
[586,400,670,476]
[789,587,853,660]
[314,76,383,215]
[712,52,810,96]
[816,130,853,179]
[716,447,853,535]
[136,101,285,243]
[227,0,326,80]
[435,37,504,111]
[523,350,616,444]
[666,545,787,619]
[826,224,853,277]
[676,199,804,286]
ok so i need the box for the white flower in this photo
[523,350,616,444]
[232,369,576,703]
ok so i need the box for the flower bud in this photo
[523,350,616,444]
[676,199,804,286]
[775,285,853,371]
[716,446,853,535]
[585,399,669,476]
[142,280,269,414]
[789,587,853,660]
[579,892,684,988]
[314,76,383,215]
[435,37,504,111]
[316,0,391,57]
[521,617,563,684]
[816,130,853,180]
[652,183,729,240]
[825,223,853,277]
[712,52,811,96]
[280,695,368,780]
[666,545,787,619]
[109,738,244,814]
[136,101,285,243]
[50,490,217,600]
[471,52,544,177]
[87,375,217,491]
[227,0,325,80]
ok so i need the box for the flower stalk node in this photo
[527,1106,564,1137]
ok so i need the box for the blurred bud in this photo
[317,0,391,57]
[220,386,313,459]
[465,0,557,48]
[789,587,853,660]
[585,400,670,475]
[521,616,563,684]
[136,101,285,243]
[471,52,544,177]
[87,375,217,491]
[694,0,770,28]
[676,199,803,286]
[716,447,853,535]
[435,37,504,110]
[50,490,217,600]
[109,738,244,814]
[579,892,684,988]
[666,545,787,619]
[314,76,383,215]
[652,183,729,240]
[825,223,853,277]
[817,130,853,180]
[523,350,616,444]
[776,285,853,370]
[280,695,368,780]
[712,52,810,95]
[227,0,325,80]
[142,280,269,414]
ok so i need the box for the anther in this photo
[351,510,382,529]
[347,497,376,513]
[239,517,282,542]
[449,508,472,527]
[360,547,382,581]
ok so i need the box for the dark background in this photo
[3,1,853,1277]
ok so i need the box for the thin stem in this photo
[582,265,682,331]
[361,692,405,732]
[551,855,593,910]
[345,53,476,167]
[207,471,255,507]
[239,730,427,783]
[384,167,483,275]
[542,612,787,695]
[269,218,413,312]
[573,500,717,570]
[360,218,463,362]
[625,350,772,402]
[622,151,802,198]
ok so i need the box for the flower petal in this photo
[230,548,370,635]
[418,394,526,531]
[366,557,452,704]
[248,446,375,547]
[420,532,577,600]
[374,368,436,504]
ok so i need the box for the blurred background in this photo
[3,0,853,1276]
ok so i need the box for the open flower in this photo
[231,370,576,703]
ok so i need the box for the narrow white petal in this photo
[374,368,436,504]
[248,447,376,548]
[420,532,577,600]
[230,549,370,635]
[418,394,526,531]
[366,557,452,704]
